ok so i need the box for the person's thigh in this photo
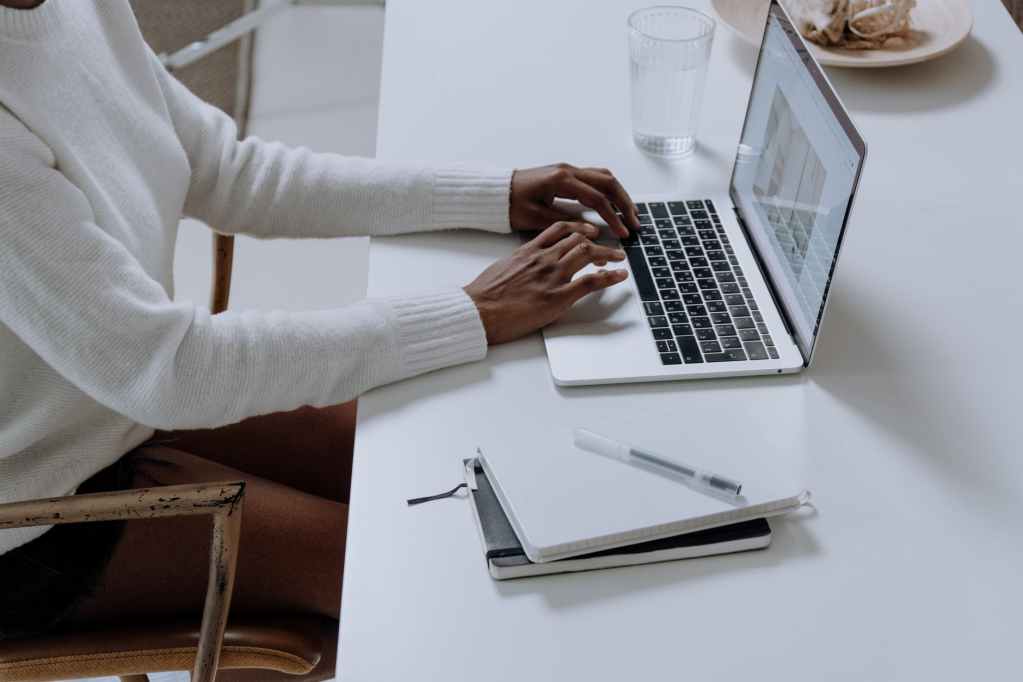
[67,445,346,625]
[155,401,357,503]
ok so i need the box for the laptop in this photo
[543,0,866,386]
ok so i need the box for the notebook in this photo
[477,432,809,563]
[464,459,772,580]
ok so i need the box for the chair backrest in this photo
[130,0,256,315]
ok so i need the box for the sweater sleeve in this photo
[0,110,487,431]
[148,51,513,239]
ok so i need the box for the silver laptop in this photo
[543,1,866,386]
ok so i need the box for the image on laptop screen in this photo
[730,2,865,362]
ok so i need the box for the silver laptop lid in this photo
[729,1,866,366]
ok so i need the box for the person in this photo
[0,0,638,653]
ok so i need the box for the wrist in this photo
[463,286,497,346]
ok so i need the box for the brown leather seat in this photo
[0,616,328,682]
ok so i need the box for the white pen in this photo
[573,428,743,497]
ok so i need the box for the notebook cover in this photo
[477,435,807,563]
[465,458,773,578]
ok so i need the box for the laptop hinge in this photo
[732,206,806,363]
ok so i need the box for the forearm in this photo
[151,51,512,239]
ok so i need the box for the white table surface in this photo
[338,1,1023,679]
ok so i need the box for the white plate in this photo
[712,0,974,68]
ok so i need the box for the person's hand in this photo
[509,164,641,238]
[464,221,629,345]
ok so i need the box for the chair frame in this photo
[0,482,245,682]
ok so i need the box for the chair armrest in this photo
[0,482,246,682]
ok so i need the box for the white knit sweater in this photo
[0,0,512,554]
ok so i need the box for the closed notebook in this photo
[464,459,772,580]
[477,433,808,563]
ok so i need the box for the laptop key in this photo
[753,311,764,322]
[702,290,722,301]
[625,247,659,301]
[683,293,702,305]
[676,336,703,363]
[757,324,770,335]
[660,352,682,365]
[716,272,736,282]
[687,304,707,317]
[721,336,742,350]
[640,234,659,246]
[763,335,775,347]
[672,324,693,337]
[716,324,737,337]
[655,219,673,229]
[700,340,722,354]
[691,260,710,271]
[648,315,668,328]
[644,302,664,316]
[739,329,760,342]
[679,282,698,294]
[698,278,718,290]
[650,203,669,219]
[682,236,700,247]
[668,202,687,214]
[670,261,690,273]
[725,294,744,306]
[653,328,672,340]
[662,239,681,251]
[660,289,680,300]
[729,306,750,318]
[658,230,676,240]
[706,250,726,261]
[648,256,667,267]
[768,347,779,359]
[686,200,703,210]
[710,312,731,325]
[651,266,672,279]
[667,312,687,325]
[637,203,650,215]
[664,300,684,312]
[721,282,740,294]
[745,342,768,361]
[665,250,686,262]
[734,317,756,329]
[657,340,677,353]
[712,261,731,272]
[696,328,717,341]
[691,316,712,329]
[655,277,674,289]
[706,301,727,313]
[705,349,748,362]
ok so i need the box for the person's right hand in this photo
[463,221,629,346]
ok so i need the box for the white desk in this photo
[339,1,1023,679]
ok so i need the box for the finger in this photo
[559,240,626,276]
[531,204,586,228]
[532,220,598,249]
[578,168,640,232]
[558,177,629,238]
[561,268,630,303]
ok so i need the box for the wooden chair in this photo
[0,234,332,682]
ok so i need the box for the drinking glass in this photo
[628,6,716,157]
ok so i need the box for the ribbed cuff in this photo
[0,0,72,42]
[378,289,488,380]
[432,165,513,233]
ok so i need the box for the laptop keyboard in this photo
[622,200,779,365]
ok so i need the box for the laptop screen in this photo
[729,1,865,363]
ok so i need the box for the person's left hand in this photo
[509,163,641,238]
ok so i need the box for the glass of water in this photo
[628,6,716,157]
